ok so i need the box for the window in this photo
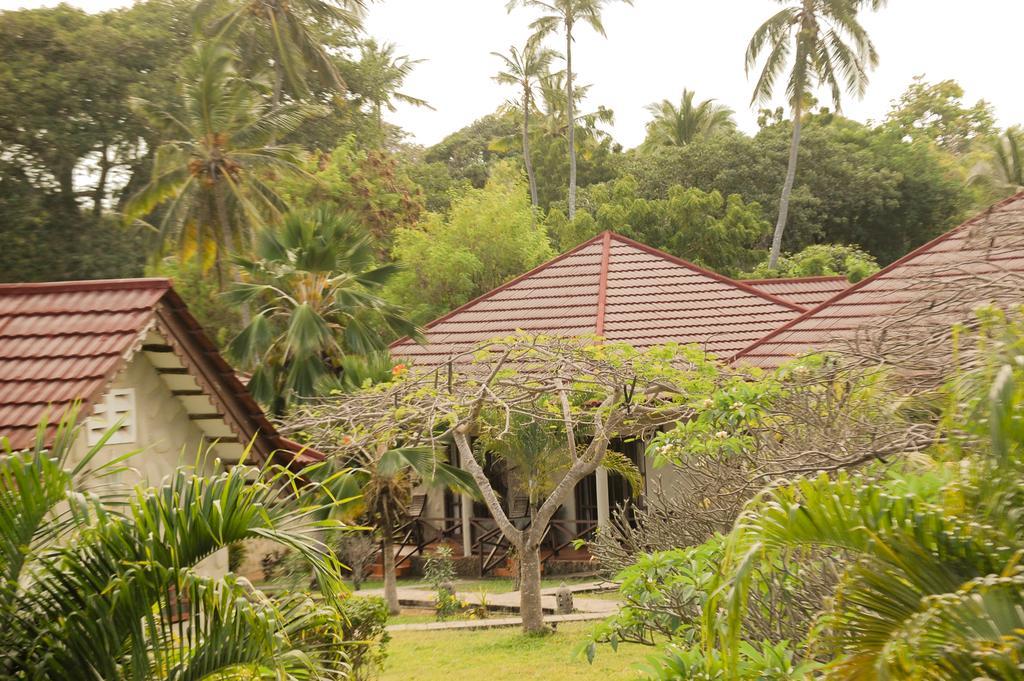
[85,388,137,445]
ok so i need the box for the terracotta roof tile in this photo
[733,192,1024,369]
[391,232,804,364]
[744,276,849,308]
[0,278,320,463]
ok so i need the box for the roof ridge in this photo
[595,232,612,336]
[0,278,171,295]
[602,232,806,313]
[730,190,1024,364]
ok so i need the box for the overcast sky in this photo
[6,0,1023,148]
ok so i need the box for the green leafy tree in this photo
[746,0,885,268]
[884,76,997,155]
[387,161,554,323]
[272,135,425,248]
[621,114,969,264]
[227,205,417,414]
[0,414,353,679]
[491,42,558,208]
[124,42,320,283]
[423,113,521,189]
[508,0,633,219]
[640,89,735,150]
[198,0,366,104]
[742,242,880,282]
[556,176,770,276]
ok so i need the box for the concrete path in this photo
[355,585,619,615]
[387,611,608,632]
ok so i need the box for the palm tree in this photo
[0,412,352,679]
[491,43,558,208]
[227,205,419,414]
[507,0,634,219]
[124,42,320,284]
[970,127,1024,197]
[641,89,736,149]
[328,445,478,615]
[197,0,367,104]
[351,39,432,141]
[704,343,1024,677]
[746,0,885,268]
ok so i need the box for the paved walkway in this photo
[387,611,609,632]
[354,580,621,631]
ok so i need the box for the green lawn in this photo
[380,622,655,681]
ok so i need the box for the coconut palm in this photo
[0,412,352,679]
[704,336,1024,677]
[227,205,419,414]
[350,39,432,141]
[197,0,367,103]
[124,42,321,284]
[746,0,885,268]
[969,127,1024,197]
[641,89,736,149]
[507,0,634,219]
[328,445,478,615]
[491,43,558,207]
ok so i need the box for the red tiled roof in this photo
[744,276,849,309]
[0,278,319,463]
[733,191,1024,369]
[391,232,804,365]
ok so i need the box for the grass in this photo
[380,622,654,680]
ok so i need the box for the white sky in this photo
[6,0,1023,148]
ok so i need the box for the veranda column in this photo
[595,466,610,530]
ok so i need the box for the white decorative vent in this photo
[86,388,137,446]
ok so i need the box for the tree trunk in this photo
[522,89,539,209]
[519,539,546,634]
[381,532,400,615]
[93,145,110,217]
[768,105,802,269]
[565,25,577,220]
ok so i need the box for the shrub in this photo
[339,595,390,680]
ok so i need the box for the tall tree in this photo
[641,89,735,150]
[349,39,432,142]
[491,43,557,208]
[124,42,320,283]
[198,0,366,105]
[227,205,418,414]
[746,0,885,268]
[508,0,633,219]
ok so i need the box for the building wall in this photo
[69,351,229,576]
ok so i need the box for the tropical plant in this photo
[227,204,418,414]
[742,242,880,282]
[491,42,558,208]
[746,0,885,268]
[508,0,633,219]
[349,39,432,140]
[969,126,1024,197]
[0,412,354,679]
[123,42,320,283]
[699,310,1024,678]
[325,444,478,615]
[640,89,735,150]
[197,0,367,103]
